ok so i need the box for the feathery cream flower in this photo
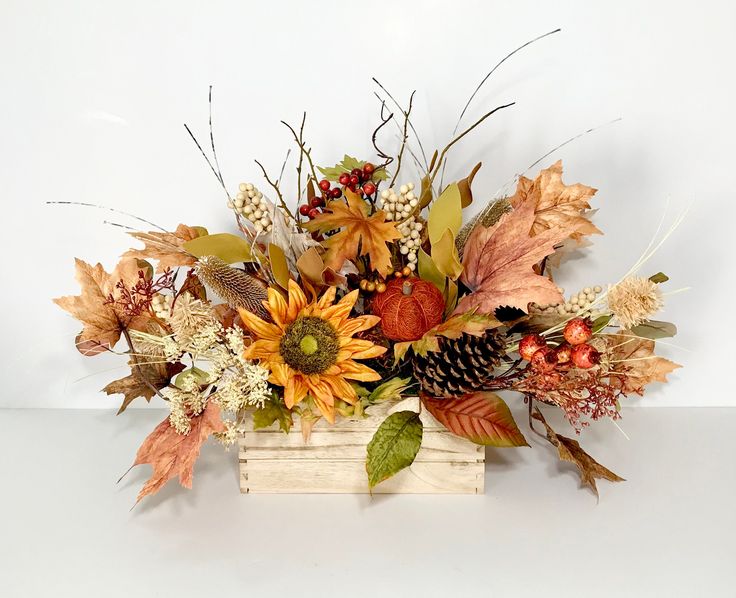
[607,276,663,329]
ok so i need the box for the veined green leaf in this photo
[317,155,388,182]
[366,411,423,489]
[649,272,669,284]
[367,377,413,405]
[253,398,293,433]
[174,366,210,389]
[630,319,677,339]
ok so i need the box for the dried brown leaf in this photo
[132,401,225,503]
[103,359,184,414]
[533,408,624,497]
[454,197,567,314]
[605,332,681,394]
[125,224,203,273]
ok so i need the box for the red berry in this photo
[362,162,375,177]
[298,204,311,216]
[362,182,377,196]
[349,174,360,186]
[318,179,331,192]
[338,173,351,186]
[310,196,325,208]
[350,168,362,177]
[564,318,593,346]
[308,207,320,219]
[571,344,600,369]
[330,187,342,198]
[519,334,547,361]
[531,346,558,372]
[347,183,357,193]
[554,343,573,365]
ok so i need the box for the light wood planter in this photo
[239,398,485,494]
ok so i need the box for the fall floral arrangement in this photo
[54,37,682,503]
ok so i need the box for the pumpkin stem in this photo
[402,280,413,296]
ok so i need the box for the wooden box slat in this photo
[239,398,485,494]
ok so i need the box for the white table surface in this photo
[1,406,734,598]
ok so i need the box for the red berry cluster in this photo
[519,318,600,373]
[338,162,377,197]
[298,179,342,220]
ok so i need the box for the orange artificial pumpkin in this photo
[371,277,445,341]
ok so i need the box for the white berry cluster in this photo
[379,182,418,221]
[530,285,604,316]
[151,293,172,319]
[396,217,424,272]
[227,183,273,233]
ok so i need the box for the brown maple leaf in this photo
[302,189,401,276]
[54,258,150,355]
[131,401,225,503]
[533,408,624,497]
[124,224,202,273]
[510,160,599,242]
[103,359,184,415]
[605,332,681,394]
[454,197,568,315]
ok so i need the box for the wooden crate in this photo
[239,398,485,494]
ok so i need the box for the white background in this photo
[1,0,734,408]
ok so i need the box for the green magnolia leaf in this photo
[268,242,291,289]
[183,233,255,264]
[317,155,388,182]
[366,411,423,489]
[366,377,413,405]
[649,272,669,284]
[431,228,463,280]
[418,247,446,293]
[427,183,462,244]
[253,398,293,433]
[592,314,612,334]
[630,319,677,339]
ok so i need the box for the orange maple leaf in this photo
[53,257,150,355]
[303,189,401,276]
[454,198,568,315]
[124,224,203,273]
[605,332,681,394]
[131,401,225,503]
[509,160,599,242]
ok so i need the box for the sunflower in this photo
[238,280,386,422]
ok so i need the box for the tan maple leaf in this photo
[510,160,599,242]
[533,409,624,497]
[103,359,184,415]
[54,257,150,355]
[302,189,401,276]
[124,224,202,273]
[605,332,681,394]
[454,197,568,315]
[131,401,225,503]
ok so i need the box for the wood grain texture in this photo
[239,397,485,494]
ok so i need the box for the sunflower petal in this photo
[238,307,281,340]
[337,315,382,337]
[266,288,289,330]
[284,374,309,409]
[243,338,281,361]
[316,285,337,309]
[339,360,382,382]
[286,280,308,321]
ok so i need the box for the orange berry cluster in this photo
[519,318,600,372]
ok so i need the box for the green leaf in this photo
[418,247,446,293]
[253,398,293,433]
[174,366,210,389]
[630,319,677,339]
[366,411,423,489]
[268,242,291,290]
[366,377,413,405]
[649,272,669,284]
[427,183,462,244]
[592,314,612,334]
[317,155,388,182]
[431,228,463,281]
[183,233,255,264]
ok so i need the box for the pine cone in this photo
[356,325,398,379]
[195,255,270,320]
[412,329,507,397]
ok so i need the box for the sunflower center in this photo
[280,316,339,374]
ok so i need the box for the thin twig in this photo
[371,101,394,174]
[276,148,292,185]
[372,77,430,171]
[208,85,229,195]
[122,327,168,401]
[389,91,415,187]
[184,123,231,199]
[254,159,294,220]
[281,119,320,185]
[46,201,169,233]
